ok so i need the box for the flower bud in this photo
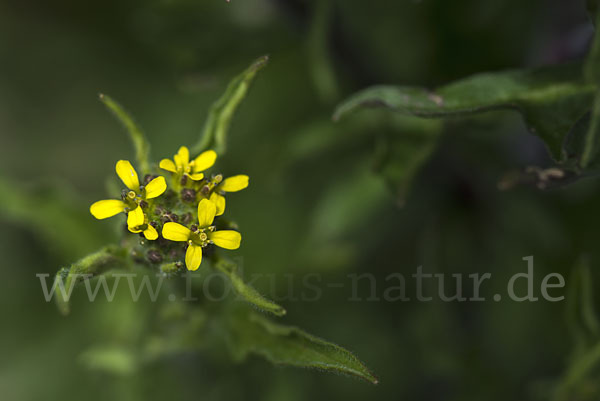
[181,188,196,202]
[147,250,163,264]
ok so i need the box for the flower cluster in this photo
[90,146,248,271]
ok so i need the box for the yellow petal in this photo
[197,198,216,228]
[192,150,217,172]
[127,206,144,228]
[174,154,183,170]
[116,160,140,191]
[177,146,190,167]
[187,172,204,181]
[220,175,249,192]
[90,199,127,219]
[162,222,192,241]
[185,244,202,271]
[209,230,241,250]
[128,226,142,234]
[144,176,167,199]
[159,159,177,173]
[210,192,226,216]
[143,225,158,240]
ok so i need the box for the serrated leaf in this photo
[99,94,151,174]
[334,63,595,162]
[54,246,128,315]
[215,258,286,316]
[225,309,378,384]
[191,55,269,155]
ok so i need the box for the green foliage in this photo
[0,177,108,259]
[554,259,600,401]
[307,0,338,103]
[191,55,269,155]
[54,246,129,315]
[334,63,595,162]
[79,345,137,376]
[225,308,378,384]
[99,94,151,174]
[581,8,600,169]
[215,257,286,316]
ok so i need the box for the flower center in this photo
[127,191,136,200]
[190,228,213,247]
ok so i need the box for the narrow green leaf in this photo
[581,91,600,169]
[226,309,378,384]
[373,116,442,203]
[581,7,600,168]
[566,257,600,359]
[215,258,286,317]
[99,94,151,174]
[553,340,600,401]
[0,177,108,259]
[191,55,269,155]
[334,63,595,161]
[307,0,338,103]
[79,345,137,376]
[54,246,128,315]
[588,0,599,21]
[585,7,600,83]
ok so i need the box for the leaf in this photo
[585,9,600,84]
[214,258,286,317]
[79,345,137,376]
[99,94,151,174]
[373,116,442,203]
[0,176,109,259]
[333,63,595,162]
[566,257,600,352]
[225,308,378,384]
[191,55,269,155]
[589,0,599,21]
[580,9,600,168]
[54,246,128,315]
[307,0,338,103]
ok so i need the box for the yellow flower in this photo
[90,160,167,220]
[159,146,217,182]
[126,205,159,240]
[162,199,241,271]
[209,175,249,216]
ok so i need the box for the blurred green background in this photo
[2,0,600,400]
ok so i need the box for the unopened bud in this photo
[147,250,163,264]
[181,188,196,202]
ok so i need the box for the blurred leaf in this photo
[566,258,600,353]
[581,9,600,168]
[589,0,599,20]
[99,94,151,174]
[554,341,600,401]
[215,258,286,316]
[225,308,378,384]
[79,345,137,376]
[307,0,338,103]
[581,91,600,169]
[374,116,442,203]
[191,55,269,155]
[298,161,389,271]
[54,246,129,315]
[0,177,108,259]
[334,63,595,161]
